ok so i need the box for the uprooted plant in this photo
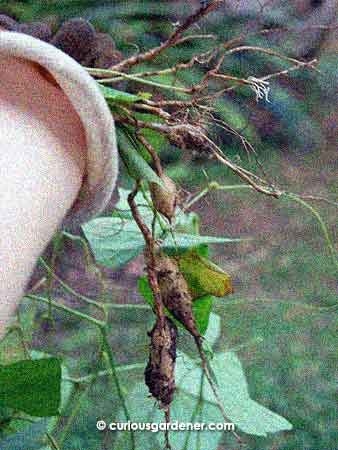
[81,2,337,448]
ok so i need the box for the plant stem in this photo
[25,294,104,328]
[63,363,145,385]
[39,257,105,312]
[28,292,135,448]
[194,337,242,445]
[184,183,253,210]
[214,297,338,312]
[57,384,90,449]
[46,432,61,450]
[182,374,205,450]
[104,303,151,310]
[284,193,338,270]
[100,327,136,450]
[61,231,93,267]
[90,68,191,93]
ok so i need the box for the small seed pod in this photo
[155,255,200,339]
[150,174,178,222]
[144,317,177,409]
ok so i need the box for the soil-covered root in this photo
[144,316,177,409]
[155,255,201,339]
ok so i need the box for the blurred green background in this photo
[0,1,336,449]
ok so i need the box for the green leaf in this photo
[132,112,167,160]
[29,350,73,416]
[117,380,224,450]
[174,209,200,235]
[176,351,293,436]
[112,187,150,220]
[82,188,158,268]
[83,187,243,270]
[192,295,213,335]
[0,358,61,417]
[0,418,54,450]
[113,382,162,450]
[0,328,27,366]
[117,128,166,187]
[137,276,213,335]
[177,249,234,299]
[167,390,223,450]
[0,353,72,446]
[99,85,142,104]
[82,217,146,268]
[137,275,154,305]
[162,232,244,250]
[204,312,221,347]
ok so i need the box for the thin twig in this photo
[194,336,243,445]
[94,69,192,93]
[218,23,338,56]
[38,257,105,313]
[136,133,164,176]
[45,432,61,450]
[132,102,171,121]
[284,193,338,270]
[101,327,136,450]
[128,184,154,248]
[109,0,225,71]
[63,363,146,385]
[27,276,47,293]
[223,45,310,65]
[124,48,215,80]
[164,408,172,450]
[213,152,281,198]
[296,194,338,207]
[127,184,166,327]
[26,294,104,328]
[174,33,217,45]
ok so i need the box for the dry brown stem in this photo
[109,0,225,72]
[194,335,243,445]
[128,185,165,318]
[136,133,164,177]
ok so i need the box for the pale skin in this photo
[0,28,87,338]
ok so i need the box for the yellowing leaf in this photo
[177,250,234,300]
